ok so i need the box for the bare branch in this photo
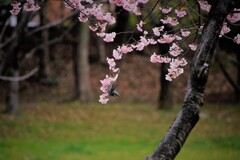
[27,11,78,36]
[0,67,38,81]
[23,20,77,62]
[142,0,160,22]
[0,19,10,43]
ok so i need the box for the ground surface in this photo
[0,102,239,160]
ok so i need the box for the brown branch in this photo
[0,67,38,81]
[27,11,78,36]
[215,47,240,93]
[0,19,9,43]
[142,0,160,22]
[23,20,77,62]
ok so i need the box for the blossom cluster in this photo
[10,0,40,15]
[109,0,149,16]
[227,8,240,23]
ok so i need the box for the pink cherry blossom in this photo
[227,8,240,23]
[148,38,157,45]
[175,9,187,18]
[189,44,197,51]
[113,49,122,60]
[118,45,133,54]
[153,26,164,36]
[10,1,21,15]
[198,0,211,12]
[174,34,182,41]
[181,29,191,37]
[150,53,171,63]
[136,21,144,32]
[78,14,88,22]
[160,7,172,14]
[140,36,149,46]
[150,53,161,63]
[99,94,109,104]
[106,57,116,71]
[132,42,145,51]
[100,75,111,93]
[233,34,240,44]
[97,32,106,37]
[158,34,175,44]
[160,16,179,26]
[170,58,188,68]
[138,0,149,4]
[166,67,184,81]
[103,32,116,42]
[219,22,230,37]
[89,25,98,32]
[169,43,183,57]
[152,28,160,36]
[23,0,40,12]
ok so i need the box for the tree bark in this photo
[159,63,174,109]
[73,22,93,101]
[158,43,173,109]
[236,52,240,103]
[147,0,233,159]
[5,69,19,115]
[38,4,51,80]
[97,36,106,64]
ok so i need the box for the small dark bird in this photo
[107,69,120,96]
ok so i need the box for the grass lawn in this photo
[0,102,240,160]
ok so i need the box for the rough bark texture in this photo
[147,0,233,159]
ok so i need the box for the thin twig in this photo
[142,0,161,22]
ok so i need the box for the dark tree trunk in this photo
[4,46,19,115]
[72,40,81,98]
[158,43,173,109]
[159,63,174,109]
[97,36,106,64]
[38,2,50,80]
[236,52,240,103]
[73,22,93,101]
[5,69,19,115]
[114,6,129,43]
[147,0,233,159]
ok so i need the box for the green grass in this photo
[0,102,240,160]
